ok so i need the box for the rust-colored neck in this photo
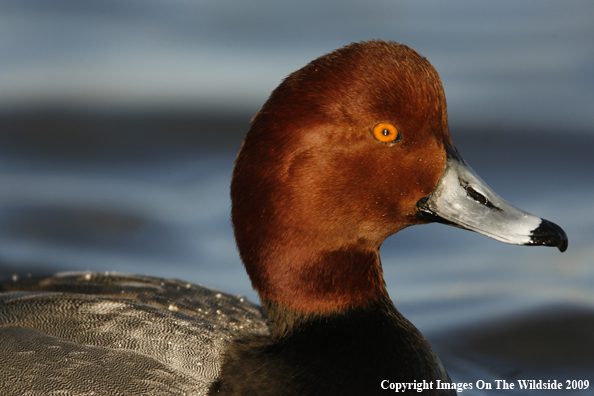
[250,241,388,314]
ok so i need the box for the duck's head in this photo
[231,41,567,315]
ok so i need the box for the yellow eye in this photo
[372,123,400,144]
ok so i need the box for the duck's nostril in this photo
[462,182,501,212]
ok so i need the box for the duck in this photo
[0,40,567,396]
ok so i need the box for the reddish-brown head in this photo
[231,41,453,314]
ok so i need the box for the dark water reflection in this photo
[0,109,593,393]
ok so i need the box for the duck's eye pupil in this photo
[382,129,390,136]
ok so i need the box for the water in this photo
[2,1,593,133]
[1,0,594,393]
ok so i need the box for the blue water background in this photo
[1,1,593,394]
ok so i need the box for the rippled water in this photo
[0,112,592,394]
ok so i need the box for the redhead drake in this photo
[0,41,567,395]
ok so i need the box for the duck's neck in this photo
[246,243,389,315]
[260,293,390,338]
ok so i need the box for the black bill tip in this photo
[529,219,568,252]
